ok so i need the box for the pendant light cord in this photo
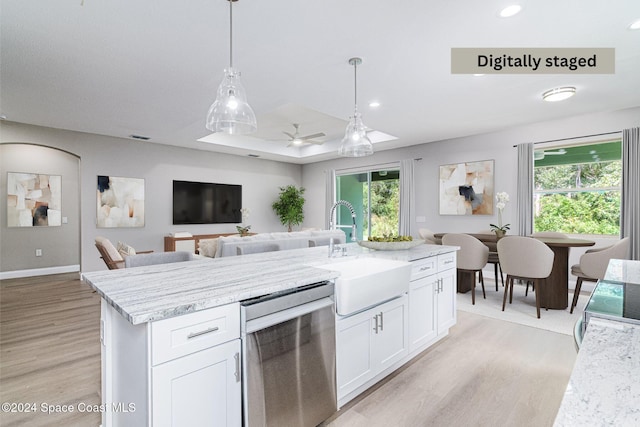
[229,0,233,68]
[353,60,358,112]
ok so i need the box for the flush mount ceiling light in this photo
[629,19,640,30]
[339,57,373,157]
[499,5,522,18]
[205,0,256,135]
[542,86,576,102]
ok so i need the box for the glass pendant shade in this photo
[206,67,257,134]
[339,57,373,157]
[339,112,373,157]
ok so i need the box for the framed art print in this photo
[439,160,494,215]
[7,172,62,227]
[97,175,145,227]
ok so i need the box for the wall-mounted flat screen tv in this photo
[173,180,242,224]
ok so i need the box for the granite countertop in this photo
[604,259,640,284]
[83,242,457,325]
[554,317,640,426]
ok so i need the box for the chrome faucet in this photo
[329,200,357,241]
[328,200,357,257]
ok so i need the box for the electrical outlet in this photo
[35,249,43,257]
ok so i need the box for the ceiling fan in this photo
[283,124,326,147]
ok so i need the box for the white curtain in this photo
[516,143,534,236]
[324,169,336,229]
[621,127,640,260]
[399,159,415,236]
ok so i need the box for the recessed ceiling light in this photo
[473,74,485,77]
[629,19,640,30]
[369,101,381,108]
[499,5,522,18]
[542,87,576,102]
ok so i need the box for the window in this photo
[335,168,400,240]
[533,140,621,235]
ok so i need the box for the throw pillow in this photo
[117,241,136,258]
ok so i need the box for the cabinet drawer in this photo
[411,257,438,281]
[151,303,240,365]
[438,252,456,271]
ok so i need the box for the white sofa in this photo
[199,230,347,258]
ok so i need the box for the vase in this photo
[494,230,506,239]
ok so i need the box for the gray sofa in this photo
[200,230,347,258]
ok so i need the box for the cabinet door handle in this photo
[373,315,379,334]
[187,326,219,339]
[378,312,384,331]
[234,352,240,383]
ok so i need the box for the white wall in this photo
[1,122,303,273]
[302,106,640,289]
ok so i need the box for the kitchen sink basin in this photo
[317,257,412,316]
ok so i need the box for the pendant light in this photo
[206,0,257,134]
[339,57,373,157]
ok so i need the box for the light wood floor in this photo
[0,274,101,427]
[1,274,576,427]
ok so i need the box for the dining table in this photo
[433,233,596,309]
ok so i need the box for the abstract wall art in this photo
[97,175,145,228]
[439,160,494,215]
[7,172,62,227]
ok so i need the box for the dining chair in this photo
[498,236,555,319]
[124,251,193,268]
[418,228,438,244]
[570,237,630,313]
[442,233,489,304]
[237,242,281,255]
[477,229,502,290]
[525,232,569,295]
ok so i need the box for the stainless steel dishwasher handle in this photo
[245,297,334,334]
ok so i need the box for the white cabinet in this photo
[436,267,456,331]
[152,340,241,427]
[101,301,241,426]
[409,274,437,350]
[408,252,457,354]
[336,295,408,402]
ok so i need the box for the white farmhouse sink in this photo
[317,257,412,316]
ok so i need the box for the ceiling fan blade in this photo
[283,131,295,139]
[306,140,324,145]
[299,132,326,140]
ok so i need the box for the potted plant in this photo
[489,191,510,238]
[272,185,305,232]
[236,208,251,236]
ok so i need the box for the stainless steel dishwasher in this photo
[241,282,336,427]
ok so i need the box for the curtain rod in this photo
[512,130,620,147]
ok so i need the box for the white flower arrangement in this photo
[237,208,251,235]
[490,192,510,233]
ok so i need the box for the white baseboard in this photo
[0,265,80,280]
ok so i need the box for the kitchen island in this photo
[554,259,640,426]
[83,242,458,426]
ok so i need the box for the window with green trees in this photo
[534,140,621,235]
[336,169,400,240]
